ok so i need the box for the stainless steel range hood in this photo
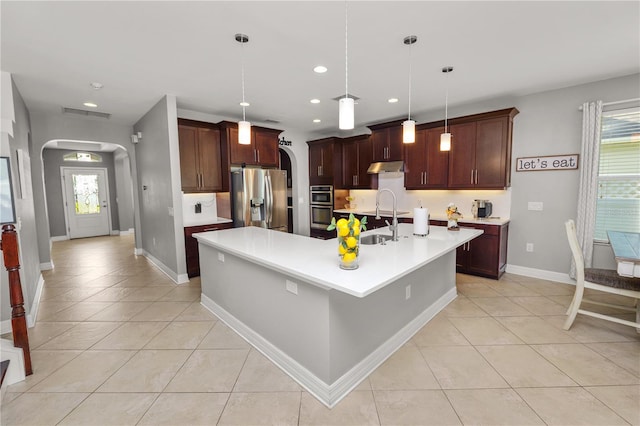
[367,161,405,174]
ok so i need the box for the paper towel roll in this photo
[414,208,429,236]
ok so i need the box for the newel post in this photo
[1,224,33,375]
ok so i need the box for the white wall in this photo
[114,149,135,232]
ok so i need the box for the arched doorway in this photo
[279,148,293,233]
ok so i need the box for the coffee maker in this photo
[472,200,493,218]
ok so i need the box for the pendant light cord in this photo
[444,75,449,132]
[408,41,413,120]
[241,39,246,122]
[344,0,348,100]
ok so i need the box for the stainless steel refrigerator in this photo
[231,168,288,232]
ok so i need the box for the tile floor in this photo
[1,234,639,425]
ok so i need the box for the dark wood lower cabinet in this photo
[184,222,233,277]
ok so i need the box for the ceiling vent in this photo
[62,107,111,119]
[264,119,281,124]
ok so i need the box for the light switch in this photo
[528,202,543,211]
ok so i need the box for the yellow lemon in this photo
[338,225,350,237]
[352,218,360,229]
[342,252,356,263]
[338,244,347,255]
[346,236,357,249]
[336,218,348,228]
[352,226,360,237]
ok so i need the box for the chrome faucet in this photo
[375,188,399,241]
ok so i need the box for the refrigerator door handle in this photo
[265,173,273,226]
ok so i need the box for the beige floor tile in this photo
[198,321,251,349]
[516,387,629,425]
[164,349,249,392]
[6,350,83,393]
[497,316,578,344]
[130,301,191,321]
[586,385,640,425]
[174,301,218,321]
[92,321,168,349]
[420,346,509,389]
[485,280,542,296]
[44,286,105,302]
[446,388,544,425]
[456,282,503,297]
[477,345,577,387]
[587,342,640,376]
[440,297,488,317]
[544,315,638,343]
[469,296,534,316]
[369,345,440,390]
[30,350,135,392]
[38,321,121,350]
[518,280,576,296]
[158,287,201,302]
[58,393,158,425]
[39,287,75,301]
[0,392,89,425]
[217,392,301,426]
[82,274,127,287]
[97,349,192,392]
[355,377,372,391]
[374,390,460,425]
[448,316,523,345]
[83,287,139,302]
[533,343,640,386]
[509,296,568,315]
[144,321,214,349]
[25,321,79,349]
[300,390,379,425]
[234,349,301,392]
[137,393,229,425]
[36,300,76,320]
[411,314,470,346]
[119,286,174,302]
[86,301,153,321]
[40,301,113,321]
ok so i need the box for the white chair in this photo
[564,219,640,331]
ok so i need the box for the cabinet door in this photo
[178,125,200,192]
[448,122,477,188]
[467,233,500,278]
[475,117,509,188]
[341,139,358,188]
[254,130,279,167]
[404,129,426,188]
[424,127,449,188]
[229,127,256,165]
[198,127,223,191]
[308,141,334,185]
[371,129,388,162]
[356,137,374,188]
[387,125,404,161]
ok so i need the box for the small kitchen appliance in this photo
[472,200,493,218]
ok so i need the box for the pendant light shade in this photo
[403,35,417,144]
[238,120,251,145]
[403,120,416,143]
[339,97,354,130]
[440,66,454,152]
[236,33,251,145]
[339,1,354,130]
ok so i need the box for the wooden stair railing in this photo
[1,224,32,376]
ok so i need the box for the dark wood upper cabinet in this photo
[178,119,225,192]
[219,122,281,167]
[340,135,377,189]
[404,126,448,189]
[447,121,477,188]
[369,121,404,162]
[308,137,339,186]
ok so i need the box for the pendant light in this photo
[339,1,354,130]
[440,66,454,151]
[236,33,251,145]
[402,35,417,144]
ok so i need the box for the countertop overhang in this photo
[333,208,509,226]
[194,223,483,298]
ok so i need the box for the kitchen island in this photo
[195,223,482,407]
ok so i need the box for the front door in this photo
[62,168,110,239]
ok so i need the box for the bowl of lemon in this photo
[327,213,368,270]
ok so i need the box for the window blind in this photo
[594,107,640,241]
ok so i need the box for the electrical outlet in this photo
[218,252,225,262]
[526,243,534,252]
[195,202,202,214]
[286,280,298,295]
[405,284,411,300]
[528,202,543,211]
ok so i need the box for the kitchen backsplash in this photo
[182,193,218,226]
[348,173,511,219]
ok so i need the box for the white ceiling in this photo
[2,1,639,138]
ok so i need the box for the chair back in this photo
[565,219,585,281]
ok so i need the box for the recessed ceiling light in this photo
[83,102,98,108]
[239,101,250,107]
[310,99,320,104]
[313,119,321,123]
[313,65,328,74]
[89,82,103,90]
[388,98,399,103]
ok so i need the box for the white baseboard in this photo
[39,261,53,271]
[0,339,25,387]
[506,264,575,285]
[50,235,69,242]
[201,287,457,408]
[27,274,45,328]
[119,228,135,235]
[140,249,186,285]
[110,230,120,236]
[134,248,143,256]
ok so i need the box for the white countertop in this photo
[333,209,509,226]
[184,217,233,227]
[194,224,483,298]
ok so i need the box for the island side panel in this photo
[198,242,333,383]
[328,251,457,383]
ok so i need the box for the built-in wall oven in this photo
[310,185,333,230]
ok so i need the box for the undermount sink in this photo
[360,234,393,245]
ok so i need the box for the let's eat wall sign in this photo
[516,154,579,172]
